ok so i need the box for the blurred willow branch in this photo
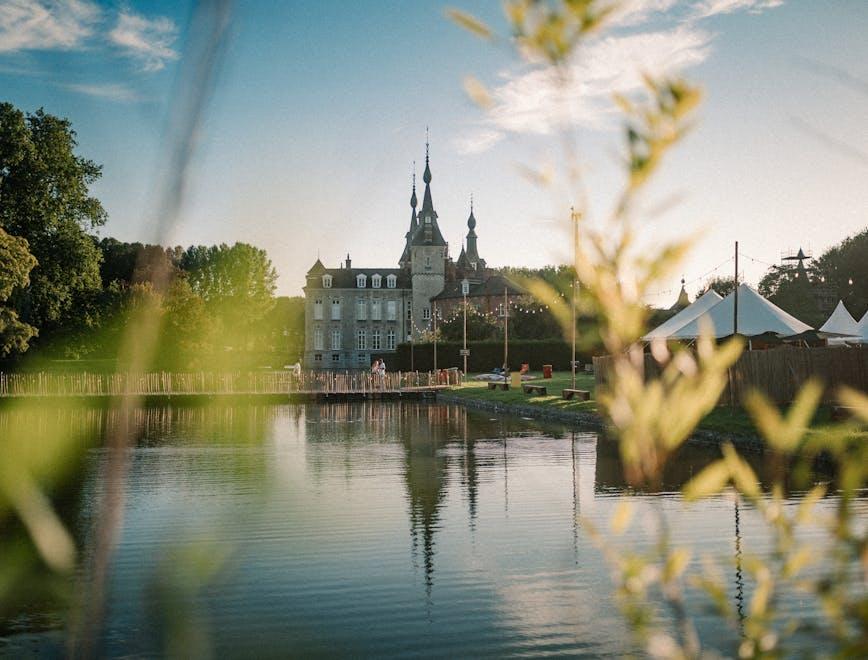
[451,1,867,657]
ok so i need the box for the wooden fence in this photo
[593,345,868,405]
[0,369,463,398]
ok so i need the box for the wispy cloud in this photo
[0,0,100,53]
[62,81,139,103]
[693,0,784,20]
[456,25,711,154]
[455,0,786,154]
[108,10,178,72]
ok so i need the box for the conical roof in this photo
[307,258,327,276]
[668,283,812,339]
[643,289,722,341]
[819,300,859,336]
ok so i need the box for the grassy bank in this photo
[450,371,859,438]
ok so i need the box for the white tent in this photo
[668,283,812,339]
[819,300,860,344]
[858,310,868,344]
[643,289,723,341]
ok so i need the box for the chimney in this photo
[345,253,352,269]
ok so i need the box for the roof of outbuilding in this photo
[431,274,525,301]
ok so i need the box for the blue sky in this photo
[1,1,866,301]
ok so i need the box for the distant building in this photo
[302,142,524,369]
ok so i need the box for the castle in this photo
[302,143,524,370]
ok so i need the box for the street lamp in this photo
[462,278,470,376]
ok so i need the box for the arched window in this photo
[371,274,381,288]
[356,274,367,288]
[386,274,397,289]
[322,274,332,288]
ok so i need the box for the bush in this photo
[376,339,597,372]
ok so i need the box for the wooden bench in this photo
[487,382,510,391]
[522,384,547,396]
[562,389,590,401]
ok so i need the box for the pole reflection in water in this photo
[0,400,850,658]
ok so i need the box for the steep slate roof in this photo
[431,274,525,301]
[309,267,410,289]
[307,258,327,276]
[409,146,447,247]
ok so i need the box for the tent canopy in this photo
[643,289,723,341]
[668,283,812,339]
[819,300,859,337]
[858,310,868,344]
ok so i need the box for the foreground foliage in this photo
[451,1,867,656]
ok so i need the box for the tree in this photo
[181,243,278,350]
[0,228,37,355]
[696,275,735,298]
[97,238,180,287]
[813,228,868,319]
[0,104,105,336]
[437,306,500,341]
[263,296,305,361]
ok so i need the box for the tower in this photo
[409,138,447,337]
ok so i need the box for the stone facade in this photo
[302,143,525,370]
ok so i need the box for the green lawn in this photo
[451,371,863,439]
[449,371,599,414]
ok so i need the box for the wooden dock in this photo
[0,370,461,401]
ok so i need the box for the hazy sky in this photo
[1,0,866,302]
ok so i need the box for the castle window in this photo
[332,353,340,362]
[387,329,396,350]
[356,329,367,350]
[422,307,431,321]
[371,300,381,321]
[425,255,431,270]
[314,354,322,362]
[372,329,381,351]
[322,274,332,288]
[331,299,341,320]
[330,328,342,350]
[356,298,367,320]
[356,274,367,288]
[313,299,323,320]
[357,353,368,366]
[386,274,397,289]
[386,300,396,321]
[313,326,324,350]
[371,274,381,288]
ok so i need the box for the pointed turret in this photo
[400,169,419,266]
[410,136,447,247]
[671,278,690,310]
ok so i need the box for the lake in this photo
[0,401,852,657]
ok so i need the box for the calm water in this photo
[0,402,856,658]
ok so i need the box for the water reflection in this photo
[0,401,850,657]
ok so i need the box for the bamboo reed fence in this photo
[593,345,868,405]
[0,369,463,398]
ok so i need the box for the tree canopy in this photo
[0,104,105,334]
[0,228,37,355]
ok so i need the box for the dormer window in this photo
[356,274,367,288]
[371,274,381,289]
[322,274,332,288]
[386,274,397,289]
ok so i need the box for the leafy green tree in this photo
[438,306,500,341]
[0,104,105,335]
[181,242,277,350]
[697,275,735,298]
[263,296,305,361]
[813,228,868,319]
[757,266,825,327]
[0,228,38,355]
[97,238,180,287]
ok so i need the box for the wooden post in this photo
[733,240,739,337]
